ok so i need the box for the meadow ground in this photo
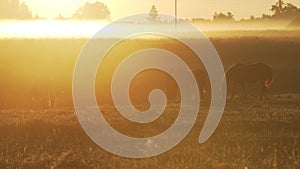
[0,30,300,168]
[0,94,299,168]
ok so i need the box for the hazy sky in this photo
[21,0,300,20]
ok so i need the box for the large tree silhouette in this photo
[269,0,300,19]
[72,2,110,20]
[0,0,32,19]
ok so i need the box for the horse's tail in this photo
[264,67,274,87]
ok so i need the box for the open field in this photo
[0,31,300,168]
[0,95,299,168]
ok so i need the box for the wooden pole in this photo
[175,0,177,30]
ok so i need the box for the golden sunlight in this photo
[0,20,107,38]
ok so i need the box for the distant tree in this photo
[19,2,32,19]
[148,5,160,22]
[0,0,32,19]
[282,3,300,14]
[56,13,66,20]
[213,12,235,22]
[269,0,300,20]
[271,0,284,15]
[72,2,110,20]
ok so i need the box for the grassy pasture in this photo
[0,95,299,168]
[0,31,299,168]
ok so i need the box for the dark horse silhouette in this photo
[225,63,274,99]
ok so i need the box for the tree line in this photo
[0,1,111,20]
[0,0,299,25]
[187,1,300,23]
[150,1,300,25]
[57,2,110,20]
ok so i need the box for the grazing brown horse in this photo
[225,63,274,99]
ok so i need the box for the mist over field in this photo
[1,19,300,39]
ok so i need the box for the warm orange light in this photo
[0,20,107,38]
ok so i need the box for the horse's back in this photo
[248,63,272,72]
[248,63,273,81]
[226,63,273,83]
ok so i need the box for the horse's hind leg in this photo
[260,84,267,99]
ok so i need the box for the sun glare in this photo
[0,20,107,38]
